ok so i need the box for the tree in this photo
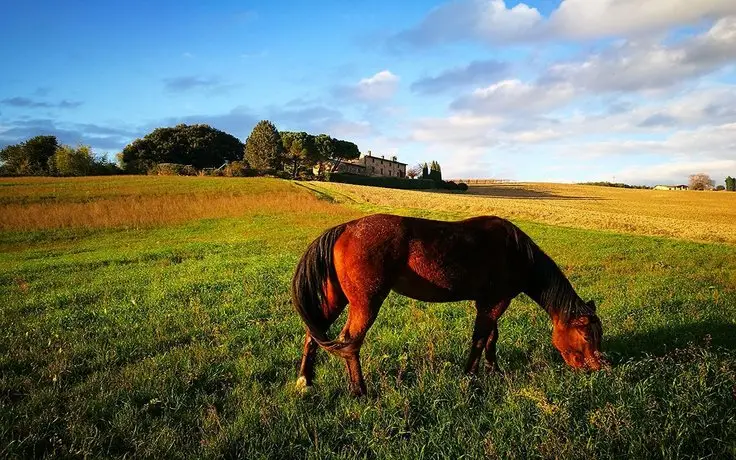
[406,164,422,179]
[0,135,59,175]
[281,131,319,178]
[120,124,243,173]
[688,173,714,191]
[726,176,736,192]
[48,145,96,176]
[429,160,442,182]
[245,120,285,172]
[311,134,360,173]
[421,162,429,179]
[331,139,360,171]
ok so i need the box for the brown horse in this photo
[292,213,604,396]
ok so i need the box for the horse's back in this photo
[332,214,522,302]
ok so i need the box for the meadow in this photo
[1,176,735,459]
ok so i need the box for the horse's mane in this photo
[506,222,594,324]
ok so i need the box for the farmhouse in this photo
[654,184,688,190]
[321,151,407,178]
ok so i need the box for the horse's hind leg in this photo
[336,295,386,396]
[296,280,347,391]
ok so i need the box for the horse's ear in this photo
[586,300,596,312]
[570,316,590,327]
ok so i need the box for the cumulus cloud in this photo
[548,0,736,40]
[392,0,736,48]
[616,159,736,186]
[450,79,575,115]
[333,70,400,102]
[393,0,542,47]
[544,17,736,92]
[411,59,508,94]
[411,114,502,148]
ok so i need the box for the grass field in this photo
[2,176,735,459]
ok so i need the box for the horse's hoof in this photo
[295,376,312,394]
[485,362,503,375]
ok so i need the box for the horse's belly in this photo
[392,268,476,302]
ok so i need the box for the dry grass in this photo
[0,176,348,231]
[4,176,736,244]
[311,181,736,244]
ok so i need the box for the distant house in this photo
[317,151,407,178]
[654,184,688,190]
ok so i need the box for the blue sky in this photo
[1,0,735,184]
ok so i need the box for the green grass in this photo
[2,177,735,459]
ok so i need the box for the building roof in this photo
[363,153,407,165]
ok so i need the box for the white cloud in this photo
[410,114,502,148]
[548,0,736,40]
[450,79,576,115]
[334,70,400,102]
[394,0,736,47]
[394,0,542,47]
[616,159,736,185]
[545,17,736,92]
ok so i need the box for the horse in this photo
[292,213,605,396]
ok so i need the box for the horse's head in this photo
[552,301,606,370]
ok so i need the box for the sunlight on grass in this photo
[311,181,736,244]
[1,176,735,458]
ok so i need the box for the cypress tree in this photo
[244,120,285,171]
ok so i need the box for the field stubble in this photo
[312,181,736,244]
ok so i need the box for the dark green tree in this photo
[120,124,243,173]
[726,176,736,192]
[312,134,360,173]
[429,160,442,182]
[281,131,319,178]
[331,139,360,171]
[0,135,59,175]
[245,120,285,171]
[421,162,429,179]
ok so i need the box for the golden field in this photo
[0,176,355,231]
[1,176,735,244]
[310,181,736,244]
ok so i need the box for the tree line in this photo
[0,135,119,176]
[0,120,360,178]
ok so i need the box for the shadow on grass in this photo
[604,319,736,362]
[420,184,602,200]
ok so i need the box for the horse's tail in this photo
[291,223,354,355]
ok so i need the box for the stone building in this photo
[319,151,407,178]
[354,152,406,178]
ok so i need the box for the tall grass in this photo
[0,177,340,230]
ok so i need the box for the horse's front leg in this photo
[465,301,494,374]
[484,299,510,373]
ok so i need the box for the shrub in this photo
[148,163,197,176]
[457,182,469,191]
[444,180,459,190]
[222,161,254,177]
